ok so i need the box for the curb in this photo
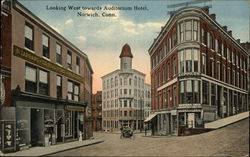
[43,140,105,156]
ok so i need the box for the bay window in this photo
[185,20,192,41]
[179,80,200,104]
[186,49,192,72]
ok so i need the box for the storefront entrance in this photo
[31,109,43,146]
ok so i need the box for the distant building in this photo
[102,44,151,131]
[148,6,249,136]
[0,0,93,153]
[144,84,151,120]
[91,91,102,131]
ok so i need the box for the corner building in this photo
[0,0,93,152]
[148,6,249,136]
[102,44,150,132]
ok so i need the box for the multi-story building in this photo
[148,6,249,135]
[0,0,93,152]
[91,91,102,131]
[144,84,151,120]
[102,44,150,131]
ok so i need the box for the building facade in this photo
[0,0,93,152]
[148,6,249,136]
[91,91,102,131]
[102,44,150,131]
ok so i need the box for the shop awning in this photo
[144,113,157,123]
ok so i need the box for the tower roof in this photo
[119,44,133,58]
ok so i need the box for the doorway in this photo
[31,109,43,146]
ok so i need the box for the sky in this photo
[18,0,250,93]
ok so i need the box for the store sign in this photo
[1,0,11,14]
[4,122,14,149]
[66,106,84,111]
[13,45,84,83]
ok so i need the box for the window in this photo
[186,80,193,103]
[115,77,118,86]
[56,43,62,64]
[67,81,73,100]
[211,83,216,106]
[186,49,192,72]
[208,32,213,49]
[180,81,185,104]
[166,64,169,80]
[76,56,80,74]
[124,78,127,85]
[25,66,37,93]
[25,65,49,95]
[124,89,127,95]
[57,75,62,98]
[223,65,226,82]
[179,80,200,104]
[201,28,206,45]
[202,81,209,104]
[67,80,80,101]
[232,70,235,86]
[67,51,72,70]
[193,20,198,41]
[185,20,192,41]
[124,111,127,116]
[124,100,127,107]
[193,49,199,72]
[232,51,235,64]
[134,76,137,86]
[223,44,226,58]
[215,39,219,52]
[180,50,184,73]
[221,43,224,57]
[202,54,206,74]
[227,48,231,61]
[228,68,231,84]
[129,78,131,85]
[173,58,177,76]
[25,22,34,50]
[180,22,184,42]
[217,62,221,80]
[211,59,214,77]
[42,34,49,58]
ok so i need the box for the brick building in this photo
[0,0,93,152]
[91,91,102,131]
[148,6,249,136]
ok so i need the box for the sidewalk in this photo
[3,139,104,156]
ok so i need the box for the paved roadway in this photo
[50,118,249,157]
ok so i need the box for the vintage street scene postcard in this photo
[0,0,249,156]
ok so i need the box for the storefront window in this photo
[65,110,73,137]
[202,81,209,104]
[211,83,216,106]
[44,109,55,146]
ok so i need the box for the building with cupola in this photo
[101,44,151,132]
[148,6,249,136]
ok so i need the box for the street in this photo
[50,118,249,157]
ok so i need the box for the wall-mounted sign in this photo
[66,106,85,111]
[13,45,84,83]
[1,0,11,14]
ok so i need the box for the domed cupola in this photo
[120,44,133,70]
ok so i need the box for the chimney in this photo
[228,30,232,36]
[222,26,227,31]
[202,6,209,14]
[210,14,216,20]
[236,39,241,43]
